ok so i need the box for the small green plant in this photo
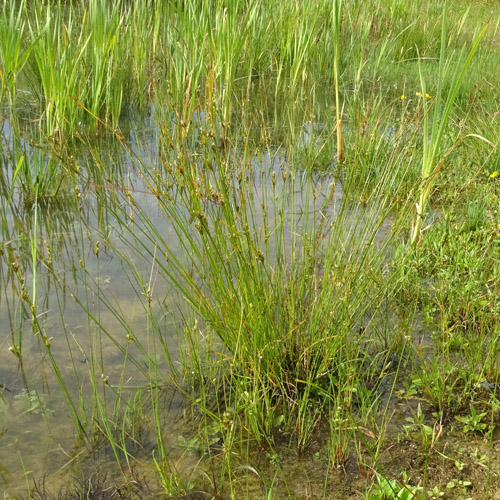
[404,404,440,448]
[446,478,473,496]
[426,485,444,499]
[367,472,422,500]
[470,448,487,464]
[455,404,490,435]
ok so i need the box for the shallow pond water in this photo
[2,109,498,500]
[0,114,347,497]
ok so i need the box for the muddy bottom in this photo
[25,395,500,500]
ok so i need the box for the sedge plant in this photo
[99,99,412,455]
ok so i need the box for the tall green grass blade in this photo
[411,5,487,244]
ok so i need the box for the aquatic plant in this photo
[0,0,33,111]
[99,100,412,458]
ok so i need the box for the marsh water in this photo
[0,113,347,497]
[1,111,497,499]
